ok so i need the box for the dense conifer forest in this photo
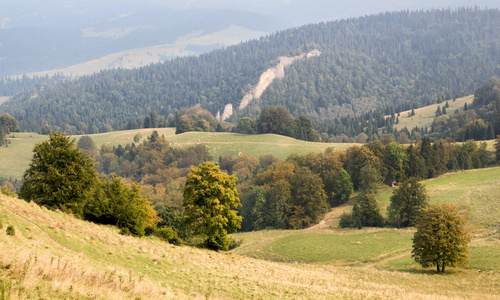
[1,8,499,138]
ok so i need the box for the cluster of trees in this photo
[19,132,160,236]
[430,78,500,141]
[80,130,499,236]
[2,9,499,139]
[0,113,20,146]
[234,106,321,141]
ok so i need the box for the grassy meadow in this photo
[0,97,9,105]
[0,128,358,179]
[393,95,472,131]
[2,186,500,299]
[230,167,500,291]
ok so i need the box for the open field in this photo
[376,167,500,230]
[1,192,499,299]
[393,95,472,131]
[232,167,500,278]
[0,97,9,105]
[0,129,359,179]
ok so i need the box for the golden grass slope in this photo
[1,194,500,299]
[393,95,472,131]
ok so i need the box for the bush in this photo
[227,238,243,251]
[339,211,361,229]
[6,225,15,236]
[155,227,182,245]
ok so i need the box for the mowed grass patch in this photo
[232,228,413,264]
[169,131,357,160]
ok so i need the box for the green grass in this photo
[393,95,472,131]
[0,128,358,179]
[0,132,47,179]
[232,228,413,265]
[376,167,500,229]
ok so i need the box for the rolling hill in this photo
[2,8,500,135]
[1,167,499,299]
[0,129,359,179]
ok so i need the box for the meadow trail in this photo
[307,200,354,230]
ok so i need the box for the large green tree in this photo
[388,177,429,227]
[19,132,98,215]
[84,175,160,236]
[412,203,471,273]
[182,162,242,250]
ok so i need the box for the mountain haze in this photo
[1,8,500,134]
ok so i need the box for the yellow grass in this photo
[393,95,473,131]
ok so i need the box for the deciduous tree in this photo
[182,162,242,250]
[19,132,98,216]
[412,203,471,273]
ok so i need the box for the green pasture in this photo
[0,128,358,179]
[232,228,413,265]
[376,167,500,229]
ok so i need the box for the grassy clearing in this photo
[1,194,499,299]
[0,96,9,105]
[375,167,500,229]
[0,128,358,179]
[232,228,413,265]
[393,95,472,131]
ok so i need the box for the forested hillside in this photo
[1,8,500,135]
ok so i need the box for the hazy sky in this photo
[2,0,499,29]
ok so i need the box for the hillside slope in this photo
[2,8,500,134]
[0,129,359,179]
[2,193,499,299]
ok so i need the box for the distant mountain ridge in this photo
[1,8,500,135]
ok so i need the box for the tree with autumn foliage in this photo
[182,162,242,250]
[412,203,471,273]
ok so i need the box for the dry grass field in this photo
[1,193,499,299]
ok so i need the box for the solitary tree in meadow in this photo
[412,203,470,273]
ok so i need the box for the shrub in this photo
[6,225,15,236]
[227,238,243,251]
[155,227,182,245]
